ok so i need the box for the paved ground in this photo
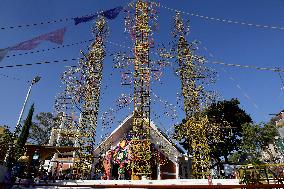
[8,179,242,188]
[7,179,284,189]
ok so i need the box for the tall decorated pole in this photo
[113,0,158,180]
[56,17,108,177]
[130,0,152,180]
[76,17,108,176]
[172,13,220,178]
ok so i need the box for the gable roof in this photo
[94,114,185,163]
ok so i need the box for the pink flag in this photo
[11,27,67,50]
[0,48,10,62]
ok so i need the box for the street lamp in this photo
[15,76,41,133]
[4,76,41,166]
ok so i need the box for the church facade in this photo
[93,114,190,180]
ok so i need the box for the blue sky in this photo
[0,0,284,141]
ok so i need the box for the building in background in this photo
[93,114,190,180]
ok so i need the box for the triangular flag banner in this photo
[10,27,67,51]
[0,27,66,62]
[0,48,10,62]
[74,6,123,25]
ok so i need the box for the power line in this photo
[0,39,283,73]
[198,40,269,120]
[2,39,119,61]
[160,4,284,31]
[0,58,77,69]
[277,71,284,90]
[2,3,283,32]
[0,10,105,30]
[2,39,119,62]
[4,39,92,59]
[5,39,93,58]
[0,40,128,70]
[105,40,284,73]
[205,60,284,72]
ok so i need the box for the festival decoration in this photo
[3,39,93,60]
[151,91,178,121]
[169,12,221,178]
[0,27,67,62]
[123,0,159,179]
[54,17,108,177]
[74,17,108,175]
[74,6,123,25]
[111,0,164,179]
[0,48,9,62]
[103,150,113,179]
[99,93,133,130]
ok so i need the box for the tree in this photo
[240,120,279,163]
[238,123,262,164]
[0,125,12,164]
[174,99,252,177]
[14,104,34,160]
[29,112,62,145]
[231,121,279,164]
[261,119,280,150]
[204,99,252,170]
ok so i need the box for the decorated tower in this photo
[75,17,108,176]
[130,0,153,179]
[172,13,219,178]
[55,17,108,177]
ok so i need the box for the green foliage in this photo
[230,121,279,164]
[0,125,12,164]
[14,104,34,160]
[260,121,279,149]
[29,112,62,145]
[205,99,252,163]
[238,123,262,163]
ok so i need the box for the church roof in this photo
[94,114,185,163]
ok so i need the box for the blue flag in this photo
[74,6,123,25]
[101,6,123,20]
[74,14,98,25]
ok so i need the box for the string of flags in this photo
[0,27,67,62]
[1,4,283,75]
[5,39,93,59]
[2,3,282,32]
[0,6,124,30]
[74,6,123,25]
[0,6,123,62]
[2,37,284,74]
